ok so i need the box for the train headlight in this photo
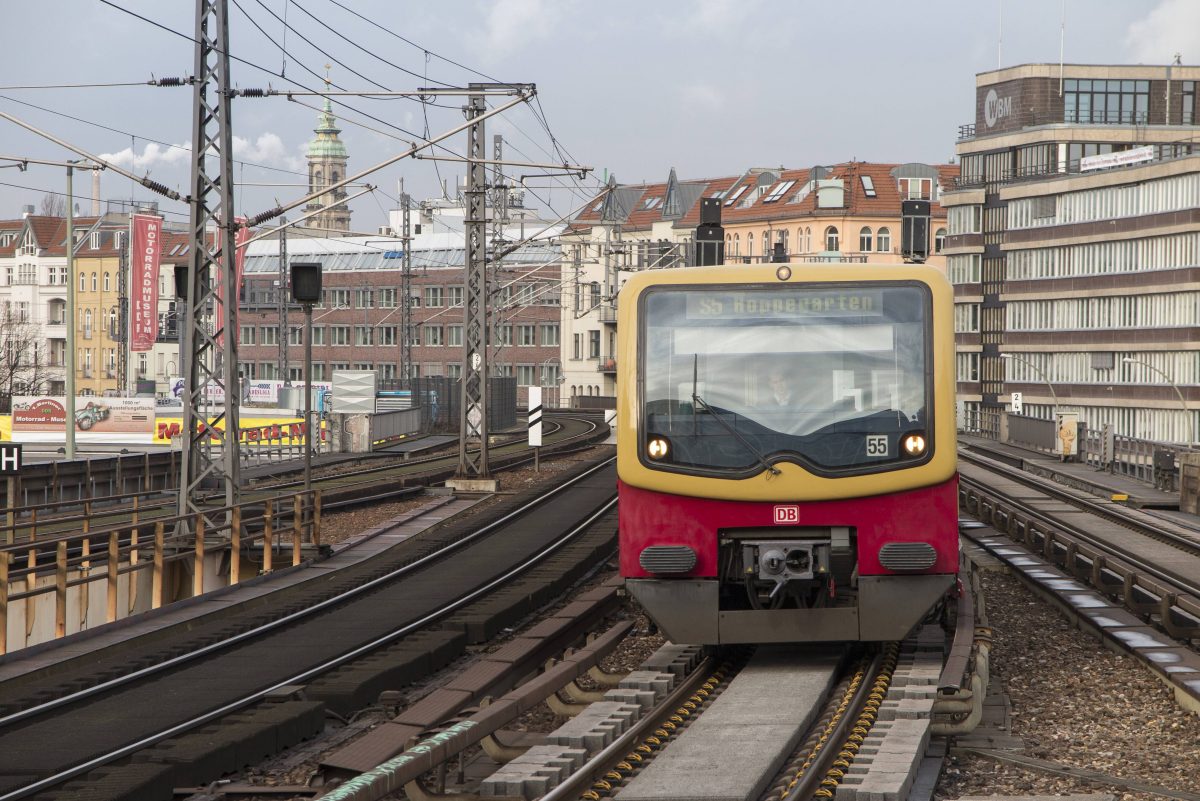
[902,432,927,457]
[646,436,671,460]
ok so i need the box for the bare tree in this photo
[38,192,66,217]
[0,306,53,410]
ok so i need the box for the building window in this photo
[56,266,67,285]
[103,272,111,292]
[876,227,891,252]
[573,333,582,360]
[540,323,559,346]
[934,228,947,253]
[354,325,373,346]
[89,231,100,250]
[824,226,839,251]
[377,288,397,308]
[858,226,872,252]
[424,326,444,346]
[747,232,754,258]
[448,285,464,307]
[288,326,303,345]
[240,325,256,345]
[380,326,397,346]
[330,325,350,346]
[1064,78,1149,125]
[91,272,98,291]
[518,324,536,346]
[114,231,124,250]
[588,330,600,359]
[447,325,463,346]
[311,363,326,380]
[328,288,350,308]
[289,366,304,382]
[355,289,374,308]
[494,325,512,346]
[380,364,396,379]
[424,286,443,308]
[311,326,326,346]
[517,365,536,386]
[259,327,277,346]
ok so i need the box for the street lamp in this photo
[1000,352,1059,416]
[291,262,323,515]
[1121,357,1194,446]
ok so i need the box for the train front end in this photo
[616,264,958,644]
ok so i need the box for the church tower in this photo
[305,70,351,233]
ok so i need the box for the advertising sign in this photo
[1080,145,1154,172]
[1054,412,1079,458]
[130,213,163,351]
[11,396,156,444]
[169,377,332,406]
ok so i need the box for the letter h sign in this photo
[0,444,21,475]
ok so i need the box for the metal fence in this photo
[369,407,424,445]
[378,376,517,433]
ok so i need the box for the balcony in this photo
[598,358,616,374]
[597,304,617,324]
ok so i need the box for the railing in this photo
[955,141,1197,190]
[598,359,616,374]
[959,406,1002,440]
[597,304,617,323]
[958,123,976,140]
[0,489,322,654]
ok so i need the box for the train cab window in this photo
[639,283,932,477]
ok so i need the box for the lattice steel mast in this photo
[179,0,241,518]
[456,88,490,477]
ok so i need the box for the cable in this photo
[0,178,191,219]
[245,0,391,92]
[0,94,308,179]
[323,0,502,84]
[289,0,449,88]
[0,81,162,90]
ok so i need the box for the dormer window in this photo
[723,185,748,206]
[89,231,100,250]
[761,180,796,203]
[114,231,125,250]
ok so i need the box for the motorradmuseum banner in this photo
[10,397,157,444]
[130,213,163,352]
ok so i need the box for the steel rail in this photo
[1,474,617,800]
[959,449,1200,556]
[959,457,1200,599]
[539,654,719,801]
[0,455,615,732]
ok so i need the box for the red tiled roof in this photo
[567,162,960,234]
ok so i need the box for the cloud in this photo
[99,133,302,173]
[476,0,569,57]
[1124,0,1200,63]
[99,141,191,171]
[681,83,724,111]
[232,133,303,170]
[683,0,759,33]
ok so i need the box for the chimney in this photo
[91,169,101,215]
[21,205,34,218]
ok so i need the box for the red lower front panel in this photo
[619,475,959,578]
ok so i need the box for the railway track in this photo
[0,455,619,800]
[958,449,1200,641]
[1,412,605,545]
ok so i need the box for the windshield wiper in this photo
[691,354,780,476]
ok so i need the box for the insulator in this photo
[156,77,188,87]
[241,88,267,98]
[142,179,172,197]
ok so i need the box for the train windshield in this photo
[640,282,932,475]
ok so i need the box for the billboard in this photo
[130,213,163,351]
[10,396,157,444]
[168,377,331,406]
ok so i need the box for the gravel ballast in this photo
[935,569,1200,801]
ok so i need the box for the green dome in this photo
[307,98,347,159]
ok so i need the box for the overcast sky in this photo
[2,0,1198,231]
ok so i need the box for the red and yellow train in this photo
[616,263,958,643]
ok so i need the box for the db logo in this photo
[773,505,800,524]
